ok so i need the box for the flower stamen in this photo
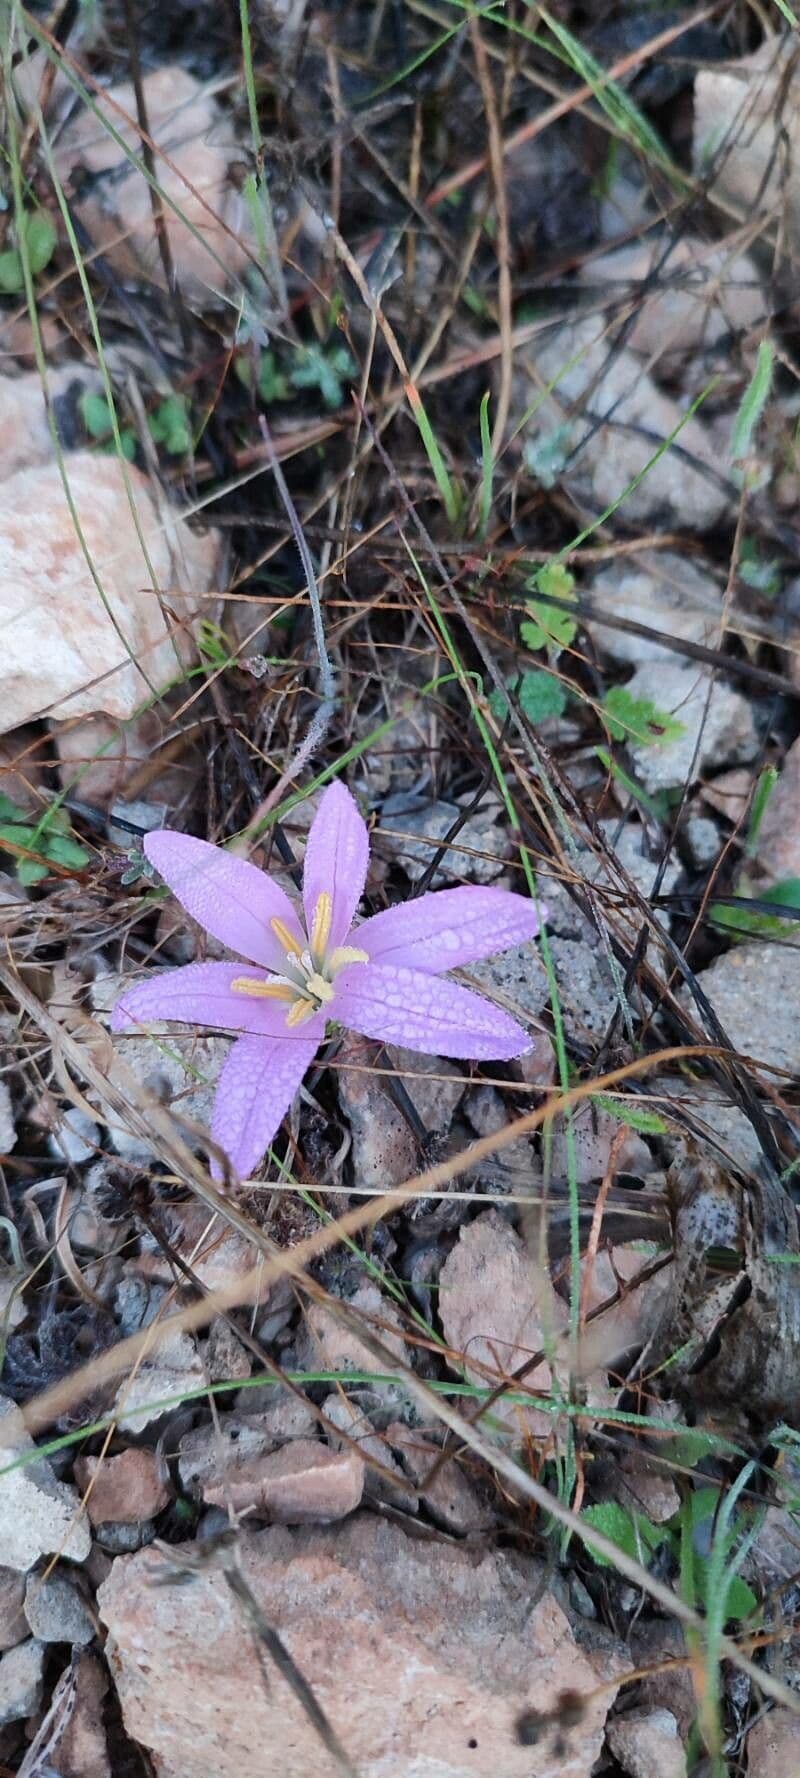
[231,977,296,1002]
[269,917,304,958]
[328,945,368,973]
[310,890,333,964]
[285,997,319,1029]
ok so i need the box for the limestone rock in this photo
[587,553,723,668]
[0,1639,45,1725]
[112,1330,204,1434]
[0,368,103,481]
[681,941,800,1078]
[297,1282,408,1396]
[0,454,219,733]
[63,1653,112,1777]
[524,314,728,529]
[752,734,800,886]
[97,1516,625,1778]
[0,1570,26,1653]
[0,1396,91,1570]
[23,1570,94,1645]
[581,236,762,365]
[89,972,229,1161]
[55,67,253,301]
[378,792,510,884]
[622,662,757,794]
[694,42,800,254]
[0,1085,15,1157]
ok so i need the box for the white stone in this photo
[525,314,728,528]
[0,453,219,733]
[50,1107,100,1166]
[0,368,99,479]
[113,1331,205,1435]
[587,552,723,667]
[378,792,510,884]
[0,1397,90,1571]
[622,661,757,794]
[581,236,762,363]
[0,1084,15,1155]
[89,972,229,1161]
[0,1638,45,1725]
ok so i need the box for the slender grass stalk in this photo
[478,390,494,538]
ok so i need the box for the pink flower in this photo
[112,783,542,1181]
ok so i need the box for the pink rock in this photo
[74,1448,171,1527]
[298,1281,408,1389]
[98,1517,625,1778]
[202,1438,364,1523]
[56,68,253,300]
[606,1707,687,1778]
[746,1706,800,1778]
[53,1654,112,1778]
[439,1209,566,1439]
[53,706,203,809]
[1,454,219,733]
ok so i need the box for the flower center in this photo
[230,889,368,1027]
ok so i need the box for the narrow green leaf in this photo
[730,339,774,464]
[478,391,493,540]
[592,1094,668,1136]
[746,764,778,854]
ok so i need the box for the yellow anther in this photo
[328,946,369,974]
[269,916,304,958]
[310,890,333,962]
[285,997,318,1029]
[231,977,295,1001]
[306,971,335,1004]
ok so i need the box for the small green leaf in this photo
[519,669,567,723]
[0,249,24,294]
[0,794,27,824]
[291,343,355,408]
[692,1557,757,1622]
[489,671,568,724]
[521,565,577,653]
[524,425,572,489]
[79,392,136,459]
[739,539,781,597]
[0,208,57,293]
[42,832,90,870]
[592,1094,668,1135]
[581,1501,664,1569]
[149,394,191,456]
[16,857,49,886]
[603,686,685,747]
[24,208,57,274]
